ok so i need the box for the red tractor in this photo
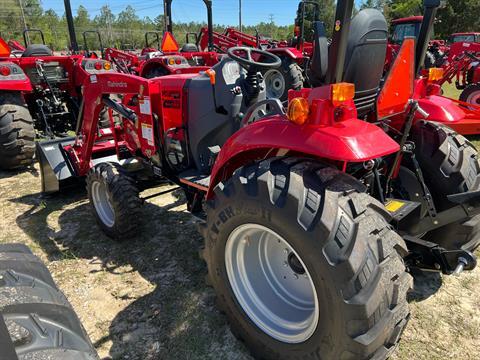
[36,0,479,358]
[445,33,480,104]
[103,0,222,80]
[0,27,117,170]
[387,15,447,70]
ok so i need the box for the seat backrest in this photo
[343,9,388,118]
[309,21,329,87]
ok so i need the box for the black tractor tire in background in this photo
[86,162,142,240]
[411,120,480,251]
[459,83,480,106]
[0,244,99,360]
[0,92,35,170]
[201,158,412,360]
[262,57,304,101]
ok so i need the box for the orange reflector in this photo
[103,61,111,70]
[206,69,216,85]
[0,37,11,57]
[287,97,309,125]
[168,57,176,65]
[161,32,179,53]
[428,67,444,82]
[331,83,355,106]
[377,37,415,119]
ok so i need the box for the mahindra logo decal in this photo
[108,81,127,88]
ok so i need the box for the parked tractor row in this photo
[1,0,480,359]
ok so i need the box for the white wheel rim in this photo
[264,69,286,99]
[466,90,480,105]
[225,223,319,343]
[91,181,115,227]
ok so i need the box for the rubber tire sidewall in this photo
[207,193,343,358]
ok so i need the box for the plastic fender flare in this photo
[206,116,400,199]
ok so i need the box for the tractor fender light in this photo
[175,58,182,65]
[94,61,102,70]
[428,67,444,82]
[331,83,355,106]
[0,65,11,76]
[103,61,112,70]
[287,97,309,125]
[168,58,176,65]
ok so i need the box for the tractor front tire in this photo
[459,83,480,106]
[86,162,142,240]
[0,92,35,170]
[202,158,411,360]
[412,120,480,251]
[263,58,304,101]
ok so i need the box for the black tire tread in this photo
[86,162,142,240]
[202,157,412,360]
[412,120,480,250]
[0,92,35,170]
[0,244,98,360]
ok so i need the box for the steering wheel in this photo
[227,47,281,70]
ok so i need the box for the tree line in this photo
[0,0,478,51]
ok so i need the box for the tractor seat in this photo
[22,44,53,57]
[181,43,199,53]
[343,9,388,118]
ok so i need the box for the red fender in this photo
[417,95,480,135]
[267,47,304,60]
[206,116,400,198]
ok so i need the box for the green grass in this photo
[441,82,480,148]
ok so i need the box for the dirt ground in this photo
[0,163,479,360]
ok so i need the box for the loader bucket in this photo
[36,137,77,193]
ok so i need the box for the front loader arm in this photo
[73,72,158,176]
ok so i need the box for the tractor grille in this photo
[25,63,68,85]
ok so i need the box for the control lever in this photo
[205,69,227,115]
[415,103,429,118]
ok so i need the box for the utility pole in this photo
[18,0,29,44]
[239,0,242,33]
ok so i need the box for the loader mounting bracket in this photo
[404,235,477,275]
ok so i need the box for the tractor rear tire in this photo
[0,244,98,359]
[0,92,35,170]
[201,158,412,360]
[86,162,142,240]
[459,83,480,106]
[411,120,480,251]
[263,58,304,101]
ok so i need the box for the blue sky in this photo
[41,0,304,26]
